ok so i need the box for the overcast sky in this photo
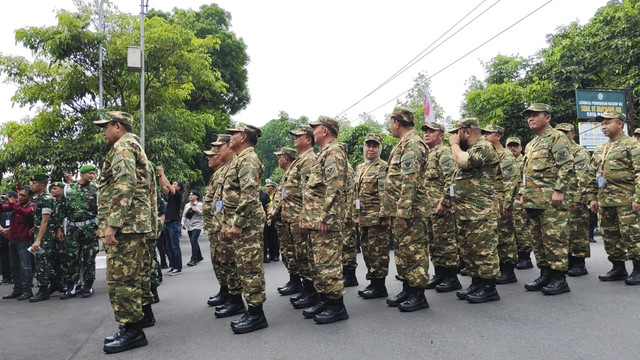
[0,0,610,128]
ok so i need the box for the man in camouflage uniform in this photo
[383,106,430,312]
[443,118,501,303]
[95,111,154,354]
[556,123,593,277]
[341,162,359,287]
[354,133,390,299]
[588,110,640,285]
[633,128,640,141]
[57,165,99,299]
[220,123,268,334]
[506,137,534,269]
[48,181,68,297]
[482,124,519,285]
[299,116,349,323]
[521,104,574,295]
[421,122,460,293]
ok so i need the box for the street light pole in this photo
[140,0,148,149]
[98,0,104,117]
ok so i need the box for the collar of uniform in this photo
[237,146,255,158]
[399,129,418,144]
[609,133,628,143]
[299,147,315,157]
[430,142,444,151]
[322,138,339,150]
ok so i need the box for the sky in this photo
[0,0,611,128]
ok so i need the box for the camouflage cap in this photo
[595,109,626,122]
[290,125,314,138]
[274,147,298,158]
[93,111,134,127]
[364,133,382,144]
[505,136,521,145]
[212,134,231,146]
[79,164,96,173]
[309,116,340,135]
[481,123,504,135]
[31,173,49,182]
[421,122,445,132]
[448,118,480,133]
[387,106,415,124]
[50,181,65,189]
[227,122,262,138]
[634,128,640,136]
[555,123,575,132]
[203,145,219,156]
[265,179,277,187]
[522,103,552,116]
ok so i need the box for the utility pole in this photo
[140,0,148,149]
[98,0,104,117]
[626,84,635,135]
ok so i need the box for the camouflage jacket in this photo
[202,173,216,234]
[448,137,499,220]
[273,147,317,224]
[33,193,57,241]
[424,142,456,212]
[344,163,355,219]
[521,127,574,210]
[301,139,348,230]
[383,129,429,219]
[222,148,265,228]
[210,162,232,232]
[60,181,98,222]
[495,147,518,211]
[568,143,593,204]
[97,133,154,236]
[354,157,387,227]
[588,134,640,207]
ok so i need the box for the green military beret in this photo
[595,109,626,122]
[481,124,504,135]
[79,164,96,173]
[31,173,49,181]
[448,118,480,133]
[421,122,445,133]
[50,181,65,189]
[212,134,231,146]
[290,125,314,138]
[506,137,521,145]
[93,111,134,127]
[273,147,298,158]
[523,103,552,116]
[227,123,262,138]
[364,133,383,144]
[555,123,574,132]
[386,106,415,124]
[309,116,340,135]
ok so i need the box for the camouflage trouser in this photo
[360,225,390,280]
[526,207,569,271]
[35,235,63,287]
[105,233,147,324]
[293,223,315,282]
[209,229,224,284]
[497,208,518,264]
[62,223,99,284]
[276,222,297,274]
[309,229,343,299]
[456,218,499,279]
[141,238,156,306]
[426,214,458,268]
[513,204,532,253]
[232,219,266,307]
[392,218,430,288]
[568,206,591,258]
[600,205,640,262]
[341,222,357,270]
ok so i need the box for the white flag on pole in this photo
[423,83,435,123]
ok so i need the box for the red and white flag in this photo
[423,83,435,123]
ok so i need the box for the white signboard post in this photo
[578,122,628,151]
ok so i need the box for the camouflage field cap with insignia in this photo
[506,137,521,146]
[203,145,219,156]
[634,128,640,136]
[227,123,262,138]
[50,181,65,189]
[273,147,298,158]
[31,173,49,182]
[212,134,231,146]
[555,123,575,132]
[79,164,96,173]
[364,133,382,144]
[289,125,314,138]
[387,106,415,124]
[595,109,626,122]
[421,122,445,133]
[522,103,552,116]
[448,118,480,133]
[265,179,277,187]
[309,116,340,135]
[93,111,134,127]
[481,123,504,135]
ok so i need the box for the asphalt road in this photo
[0,233,638,360]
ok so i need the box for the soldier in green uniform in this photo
[220,123,268,334]
[588,110,640,285]
[421,122,460,292]
[383,107,430,312]
[95,111,154,354]
[48,181,68,297]
[299,116,350,323]
[506,137,534,269]
[556,123,593,277]
[354,133,390,299]
[444,118,501,303]
[521,104,574,295]
[341,162,359,287]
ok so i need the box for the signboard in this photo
[578,122,628,151]
[575,90,626,119]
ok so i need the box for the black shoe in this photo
[314,297,349,324]
[386,281,410,307]
[541,270,571,295]
[292,291,320,309]
[208,286,230,307]
[82,281,94,298]
[524,266,551,291]
[456,277,482,299]
[398,287,429,312]
[230,305,268,334]
[343,267,358,287]
[466,279,500,303]
[47,280,66,295]
[435,267,462,293]
[60,281,77,300]
[359,278,388,299]
[357,282,373,297]
[625,259,640,285]
[104,326,125,344]
[589,237,596,243]
[151,286,160,304]
[3,292,20,299]
[599,261,628,281]
[103,326,148,354]
[215,294,246,318]
[278,275,302,296]
[186,260,197,267]
[139,304,156,328]
[495,262,518,284]
[567,257,588,277]
[289,291,304,302]
[17,292,32,301]
[30,286,50,302]
[515,252,534,270]
[303,296,329,318]
[0,278,13,285]
[263,257,270,263]
[426,266,444,290]
[459,268,468,276]
[215,299,231,312]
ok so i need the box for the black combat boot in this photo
[625,259,640,285]
[290,278,312,303]
[357,280,373,297]
[151,285,160,304]
[426,266,444,290]
[17,291,33,301]
[435,267,462,292]
[278,273,302,295]
[359,278,388,299]
[495,262,518,284]
[567,257,588,277]
[515,252,533,270]
[292,280,320,309]
[541,269,571,295]
[302,294,329,318]
[139,304,156,328]
[215,294,246,318]
[3,291,21,299]
[398,287,429,312]
[208,285,230,306]
[567,255,575,272]
[104,324,125,344]
[598,260,628,281]
[466,278,500,303]
[29,286,50,302]
[314,296,349,324]
[524,266,551,291]
[60,281,76,300]
[386,281,411,307]
[47,279,66,295]
[230,304,268,334]
[82,280,94,298]
[456,277,482,299]
[343,267,358,287]
[103,321,148,354]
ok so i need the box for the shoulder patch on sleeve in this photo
[400,151,416,175]
[552,142,571,165]
[324,156,338,180]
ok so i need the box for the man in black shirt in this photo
[157,166,184,275]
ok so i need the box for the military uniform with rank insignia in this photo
[506,137,534,269]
